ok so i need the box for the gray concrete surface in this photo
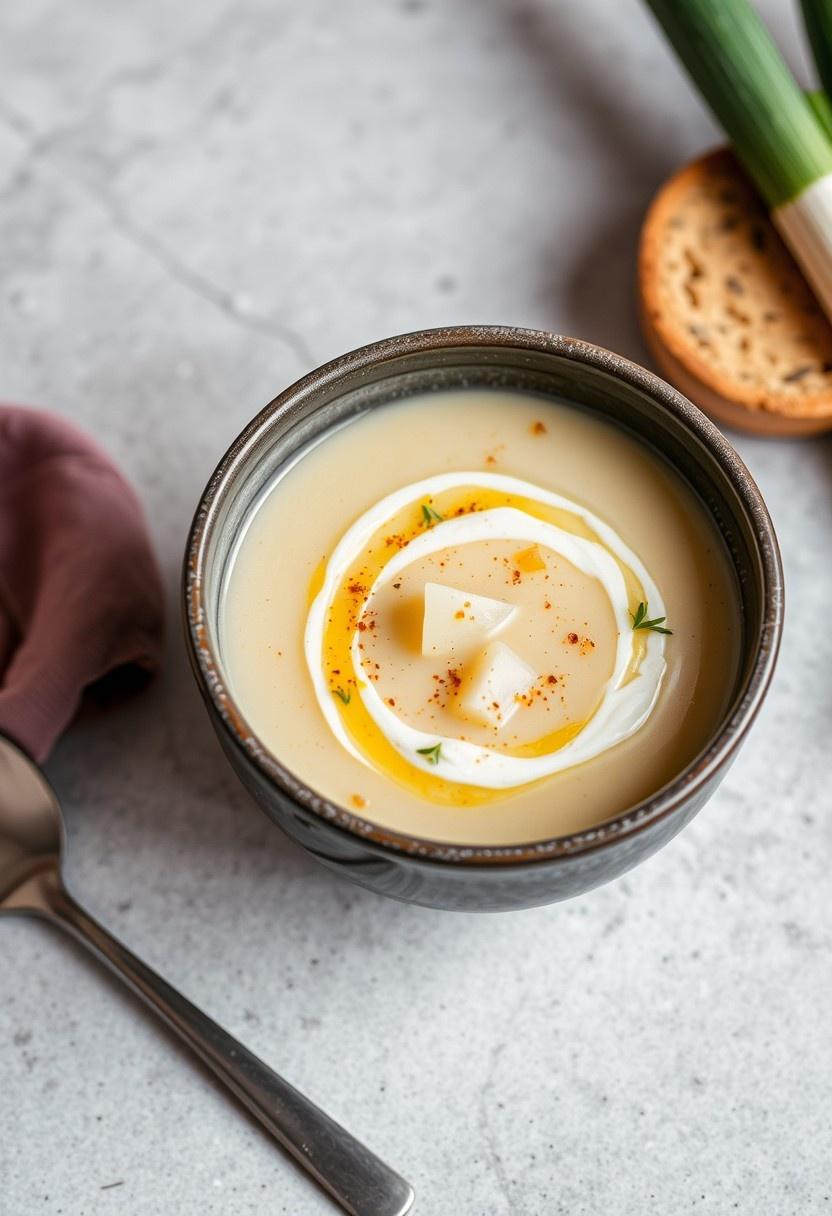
[1,2,830,1213]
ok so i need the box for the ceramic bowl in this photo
[184,326,783,911]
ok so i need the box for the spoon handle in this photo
[39,871,414,1216]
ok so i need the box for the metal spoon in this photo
[0,734,414,1216]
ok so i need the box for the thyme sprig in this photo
[421,503,444,526]
[416,742,442,765]
[630,601,672,635]
[332,686,351,704]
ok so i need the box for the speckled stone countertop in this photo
[1,2,830,1213]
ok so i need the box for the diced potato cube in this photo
[421,582,516,657]
[512,544,547,574]
[459,641,537,729]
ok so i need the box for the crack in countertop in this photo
[0,95,316,369]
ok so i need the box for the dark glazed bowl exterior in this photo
[184,327,783,911]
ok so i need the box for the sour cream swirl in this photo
[305,472,667,790]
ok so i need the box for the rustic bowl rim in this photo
[183,325,784,867]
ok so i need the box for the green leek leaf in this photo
[802,1,832,108]
[646,0,832,208]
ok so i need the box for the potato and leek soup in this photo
[220,390,740,845]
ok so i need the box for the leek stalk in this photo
[646,0,832,325]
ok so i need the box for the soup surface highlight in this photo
[221,390,741,845]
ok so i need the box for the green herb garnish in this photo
[416,742,442,765]
[333,686,351,705]
[421,503,444,526]
[630,601,672,635]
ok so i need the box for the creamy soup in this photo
[221,390,741,845]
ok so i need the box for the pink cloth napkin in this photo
[0,405,164,761]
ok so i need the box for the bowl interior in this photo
[188,332,781,856]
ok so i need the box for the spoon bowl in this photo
[0,737,61,908]
[0,733,414,1216]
